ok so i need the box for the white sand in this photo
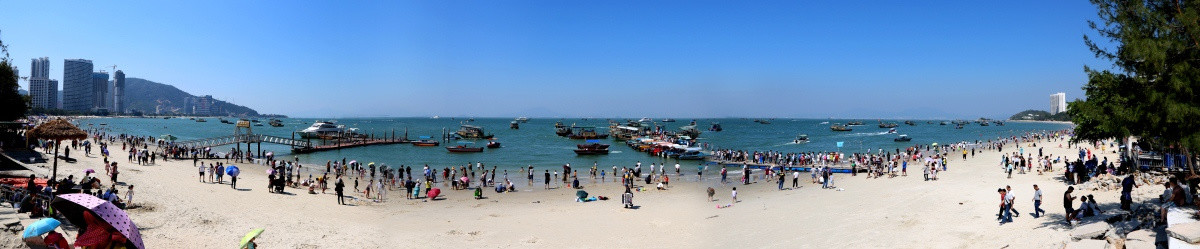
[8,136,1151,248]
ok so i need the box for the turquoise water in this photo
[77,117,1070,170]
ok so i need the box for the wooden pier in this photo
[704,159,856,174]
[291,138,409,154]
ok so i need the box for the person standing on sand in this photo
[731,187,738,203]
[543,170,551,189]
[335,177,345,205]
[1063,186,1076,225]
[199,163,206,183]
[792,170,800,188]
[231,172,238,189]
[1005,186,1019,218]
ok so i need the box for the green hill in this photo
[1009,109,1069,121]
[124,78,263,116]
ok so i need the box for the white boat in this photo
[515,117,529,123]
[638,117,652,123]
[297,121,346,139]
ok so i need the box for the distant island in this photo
[1009,109,1069,121]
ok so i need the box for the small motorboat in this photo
[847,121,863,126]
[576,143,611,150]
[269,119,284,127]
[515,117,529,123]
[793,134,809,143]
[555,121,572,136]
[886,128,897,134]
[677,149,707,160]
[412,136,440,146]
[446,142,484,152]
[894,134,912,142]
[510,121,519,129]
[662,118,676,122]
[878,122,898,128]
[940,121,948,125]
[709,123,723,132]
[487,141,501,148]
[573,148,610,155]
[830,123,852,132]
[955,124,964,129]
[904,120,916,126]
[574,141,610,155]
[446,146,484,153]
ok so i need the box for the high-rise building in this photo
[112,70,125,114]
[1050,92,1067,115]
[195,95,215,116]
[28,78,58,110]
[30,57,49,79]
[92,72,109,112]
[62,59,94,111]
[28,57,57,110]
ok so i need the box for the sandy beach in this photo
[0,131,1157,249]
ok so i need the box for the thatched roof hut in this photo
[26,119,87,141]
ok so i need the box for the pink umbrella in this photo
[50,194,144,249]
[84,169,95,174]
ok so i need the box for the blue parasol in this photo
[585,139,600,143]
[225,165,240,177]
[22,218,60,238]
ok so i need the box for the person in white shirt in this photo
[126,185,135,207]
[1005,185,1019,217]
[1032,184,1044,218]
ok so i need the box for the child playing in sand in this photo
[731,187,738,203]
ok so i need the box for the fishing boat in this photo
[515,117,529,123]
[574,141,610,155]
[455,125,494,139]
[878,122,899,128]
[446,142,484,153]
[412,136,440,146]
[568,126,609,139]
[269,119,284,127]
[662,118,676,122]
[939,121,948,125]
[555,121,572,136]
[847,121,864,126]
[980,122,990,126]
[709,123,723,132]
[894,134,912,142]
[994,120,1005,126]
[904,120,916,126]
[253,122,264,127]
[753,119,771,124]
[163,117,170,119]
[611,125,641,141]
[793,134,809,143]
[678,125,702,138]
[486,141,501,148]
[510,121,519,129]
[196,118,207,122]
[955,124,964,129]
[219,118,233,124]
[298,121,345,139]
[830,123,853,131]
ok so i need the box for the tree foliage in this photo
[1070,0,1200,153]
[0,32,29,121]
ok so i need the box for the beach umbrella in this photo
[25,119,88,184]
[226,165,240,177]
[240,228,265,249]
[22,218,60,238]
[265,169,274,175]
[349,160,357,165]
[159,134,177,142]
[576,190,588,199]
[84,169,95,174]
[428,188,441,200]
[50,193,144,249]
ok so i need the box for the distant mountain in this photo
[124,78,262,116]
[17,89,26,96]
[1009,109,1069,121]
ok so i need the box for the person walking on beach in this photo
[199,163,206,183]
[792,170,800,188]
[1005,185,1019,218]
[230,173,238,189]
[335,177,346,205]
[1033,184,1044,218]
[720,167,728,185]
[731,187,738,203]
[544,170,551,189]
[999,188,1012,223]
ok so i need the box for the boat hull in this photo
[446,147,484,152]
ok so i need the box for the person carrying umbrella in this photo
[241,228,264,249]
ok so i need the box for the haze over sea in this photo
[79,117,1070,170]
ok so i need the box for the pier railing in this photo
[174,134,312,149]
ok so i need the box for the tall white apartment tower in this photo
[1050,92,1067,115]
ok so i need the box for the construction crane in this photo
[110,65,117,72]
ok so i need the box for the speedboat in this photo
[676,149,707,160]
[830,123,852,132]
[510,121,519,129]
[878,122,899,128]
[887,128,897,134]
[486,141,501,148]
[574,142,610,155]
[662,118,676,122]
[793,134,809,143]
[678,125,702,138]
[412,136,440,147]
[894,134,912,142]
[269,119,284,127]
[515,117,529,123]
[709,123,723,132]
[298,121,345,139]
[446,145,484,153]
[847,121,864,126]
[196,118,207,122]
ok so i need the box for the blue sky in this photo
[1,1,1107,118]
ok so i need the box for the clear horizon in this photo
[2,1,1106,119]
